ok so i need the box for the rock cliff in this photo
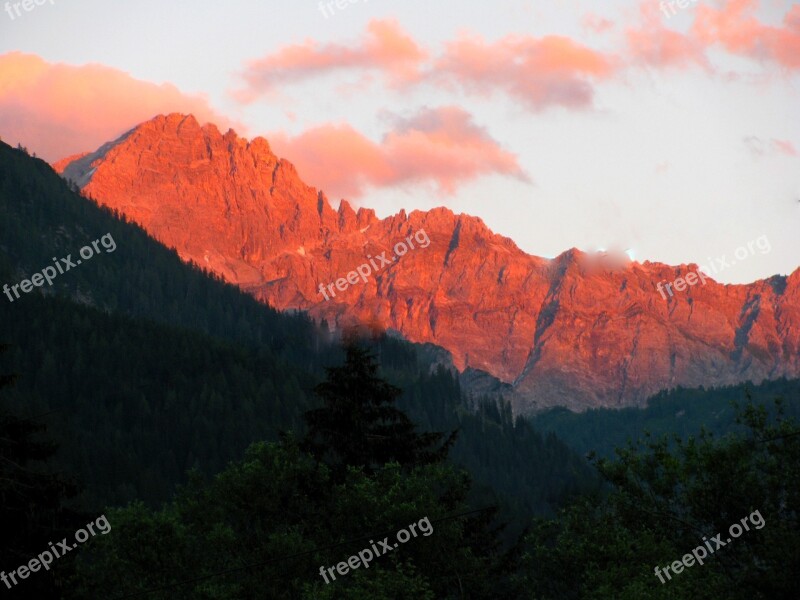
[56,114,800,412]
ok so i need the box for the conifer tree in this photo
[302,342,457,473]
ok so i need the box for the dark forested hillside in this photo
[0,142,595,515]
[530,377,800,458]
[0,291,315,507]
[0,140,320,360]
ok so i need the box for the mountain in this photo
[56,113,800,412]
[0,140,594,512]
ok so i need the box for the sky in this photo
[0,0,798,283]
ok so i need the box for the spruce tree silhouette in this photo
[302,342,457,473]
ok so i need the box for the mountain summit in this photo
[55,113,800,412]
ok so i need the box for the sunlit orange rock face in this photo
[56,114,800,412]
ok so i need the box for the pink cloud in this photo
[626,0,800,72]
[235,19,427,101]
[234,5,798,111]
[0,52,238,162]
[772,139,797,156]
[234,21,614,111]
[269,107,530,199]
[433,33,616,110]
[693,0,800,69]
[626,2,710,69]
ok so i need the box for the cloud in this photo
[433,33,616,110]
[235,5,798,111]
[235,19,427,102]
[626,2,710,69]
[743,136,798,157]
[234,20,614,111]
[692,0,800,69]
[0,52,238,162]
[626,0,800,72]
[772,139,798,156]
[269,106,530,199]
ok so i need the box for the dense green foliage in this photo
[69,342,522,599]
[519,399,800,598]
[71,440,516,599]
